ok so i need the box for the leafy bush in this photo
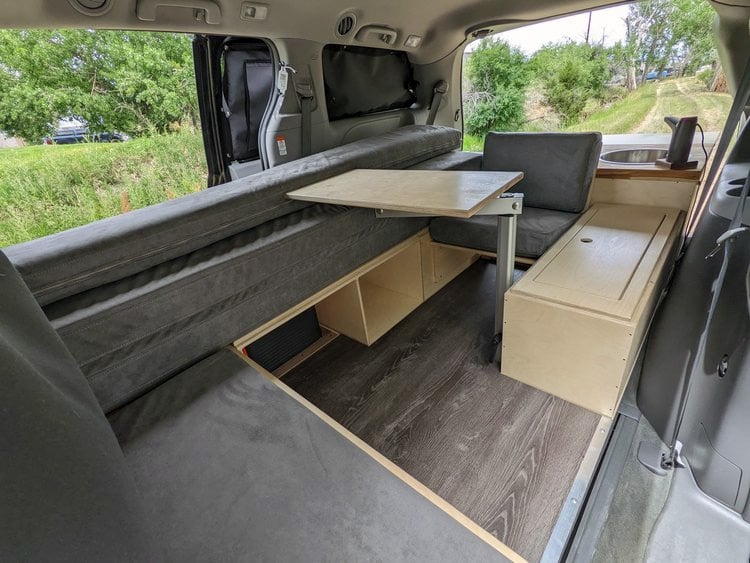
[0,30,198,142]
[530,42,612,126]
[696,68,713,88]
[464,39,528,137]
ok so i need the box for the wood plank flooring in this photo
[284,261,602,562]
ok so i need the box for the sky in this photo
[469,5,631,55]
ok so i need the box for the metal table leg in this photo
[491,214,517,362]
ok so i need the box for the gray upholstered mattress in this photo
[47,205,428,412]
[109,348,511,562]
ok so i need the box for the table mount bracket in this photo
[373,193,523,219]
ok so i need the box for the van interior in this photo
[2,0,750,561]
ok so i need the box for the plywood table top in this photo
[286,169,524,218]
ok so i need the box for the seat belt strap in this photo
[299,94,313,157]
[426,80,448,126]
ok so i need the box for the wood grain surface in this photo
[286,169,524,218]
[284,261,600,562]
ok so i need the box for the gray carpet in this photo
[592,416,672,563]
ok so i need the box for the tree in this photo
[0,30,198,142]
[625,0,716,84]
[464,39,528,137]
[530,42,612,126]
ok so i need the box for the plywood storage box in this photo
[501,204,683,416]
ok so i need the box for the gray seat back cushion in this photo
[482,132,602,213]
[0,251,154,561]
[6,124,460,306]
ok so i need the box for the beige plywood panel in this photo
[501,294,632,417]
[360,281,423,344]
[362,239,423,301]
[514,205,681,320]
[287,169,523,218]
[315,280,369,345]
[421,236,479,300]
[589,177,697,211]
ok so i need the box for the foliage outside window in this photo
[463,0,729,147]
[0,30,205,248]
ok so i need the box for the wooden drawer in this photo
[501,204,683,416]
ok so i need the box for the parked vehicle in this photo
[44,122,126,144]
[645,67,675,80]
[2,0,749,562]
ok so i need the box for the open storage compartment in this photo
[316,239,424,345]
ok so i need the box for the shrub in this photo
[464,39,528,137]
[530,42,612,126]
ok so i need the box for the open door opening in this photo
[193,35,275,186]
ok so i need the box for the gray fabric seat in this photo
[0,252,155,561]
[431,207,580,258]
[429,132,602,259]
[109,348,510,562]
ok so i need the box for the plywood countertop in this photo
[596,132,718,181]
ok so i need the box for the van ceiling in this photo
[3,0,625,63]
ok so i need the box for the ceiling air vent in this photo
[68,0,114,16]
[335,14,356,38]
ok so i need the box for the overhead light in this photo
[404,35,422,48]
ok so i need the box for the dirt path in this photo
[633,81,663,133]
[635,77,731,133]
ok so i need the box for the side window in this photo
[462,3,729,150]
[322,45,418,121]
[0,30,206,248]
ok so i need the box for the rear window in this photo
[322,45,417,121]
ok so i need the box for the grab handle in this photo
[355,25,398,46]
[137,0,221,24]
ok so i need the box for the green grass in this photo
[0,131,207,247]
[565,82,658,134]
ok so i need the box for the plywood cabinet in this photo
[317,240,424,345]
[501,204,683,416]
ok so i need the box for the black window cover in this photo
[322,45,417,121]
[222,40,274,162]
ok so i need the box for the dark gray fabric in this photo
[0,252,154,562]
[409,150,483,171]
[6,125,460,306]
[46,205,428,412]
[109,348,510,563]
[482,132,602,213]
[430,206,580,258]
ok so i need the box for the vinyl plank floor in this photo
[284,260,602,562]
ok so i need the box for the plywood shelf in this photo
[359,280,423,343]
[316,237,426,346]
[502,203,684,416]
[234,229,480,352]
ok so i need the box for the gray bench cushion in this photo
[430,207,580,259]
[109,348,510,562]
[46,205,428,412]
[7,125,460,306]
[410,150,482,171]
[0,252,154,561]
[483,132,601,213]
